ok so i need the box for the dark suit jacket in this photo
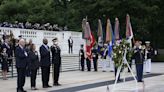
[68,39,73,46]
[51,45,61,65]
[15,46,28,68]
[39,45,51,67]
[28,51,40,69]
[134,48,144,64]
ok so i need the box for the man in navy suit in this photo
[68,36,73,54]
[15,39,28,92]
[39,38,51,88]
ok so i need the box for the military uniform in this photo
[134,45,144,82]
[86,57,91,71]
[100,46,108,72]
[144,41,153,73]
[109,57,114,72]
[51,38,61,86]
[79,46,85,71]
[91,48,98,71]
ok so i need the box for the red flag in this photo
[85,22,96,60]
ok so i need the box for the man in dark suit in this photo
[134,40,144,82]
[39,38,51,88]
[51,38,61,86]
[15,39,28,92]
[68,36,73,54]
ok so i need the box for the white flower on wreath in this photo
[113,53,116,57]
[113,46,116,49]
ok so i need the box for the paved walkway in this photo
[0,62,164,92]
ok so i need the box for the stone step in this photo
[0,54,106,78]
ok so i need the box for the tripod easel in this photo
[106,48,138,92]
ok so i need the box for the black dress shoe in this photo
[21,89,27,92]
[53,83,61,86]
[43,86,48,88]
[47,85,52,87]
[31,87,38,90]
[17,88,26,92]
[17,89,22,92]
[137,80,143,82]
[22,90,27,92]
[110,70,114,72]
[118,79,121,82]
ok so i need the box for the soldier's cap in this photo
[145,41,150,44]
[52,38,58,41]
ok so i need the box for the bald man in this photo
[15,39,28,92]
[40,38,51,88]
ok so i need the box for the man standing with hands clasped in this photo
[51,38,61,86]
[15,39,28,92]
[68,36,73,54]
[39,38,51,88]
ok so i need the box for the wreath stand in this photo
[106,48,139,92]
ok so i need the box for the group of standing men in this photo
[16,38,61,92]
[79,44,109,72]
[79,40,154,83]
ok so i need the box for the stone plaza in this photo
[0,62,164,92]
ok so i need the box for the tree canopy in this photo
[0,0,164,48]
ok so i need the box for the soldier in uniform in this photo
[144,41,153,73]
[134,40,144,82]
[100,44,108,72]
[51,38,61,86]
[79,44,85,71]
[86,57,91,71]
[91,45,98,71]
